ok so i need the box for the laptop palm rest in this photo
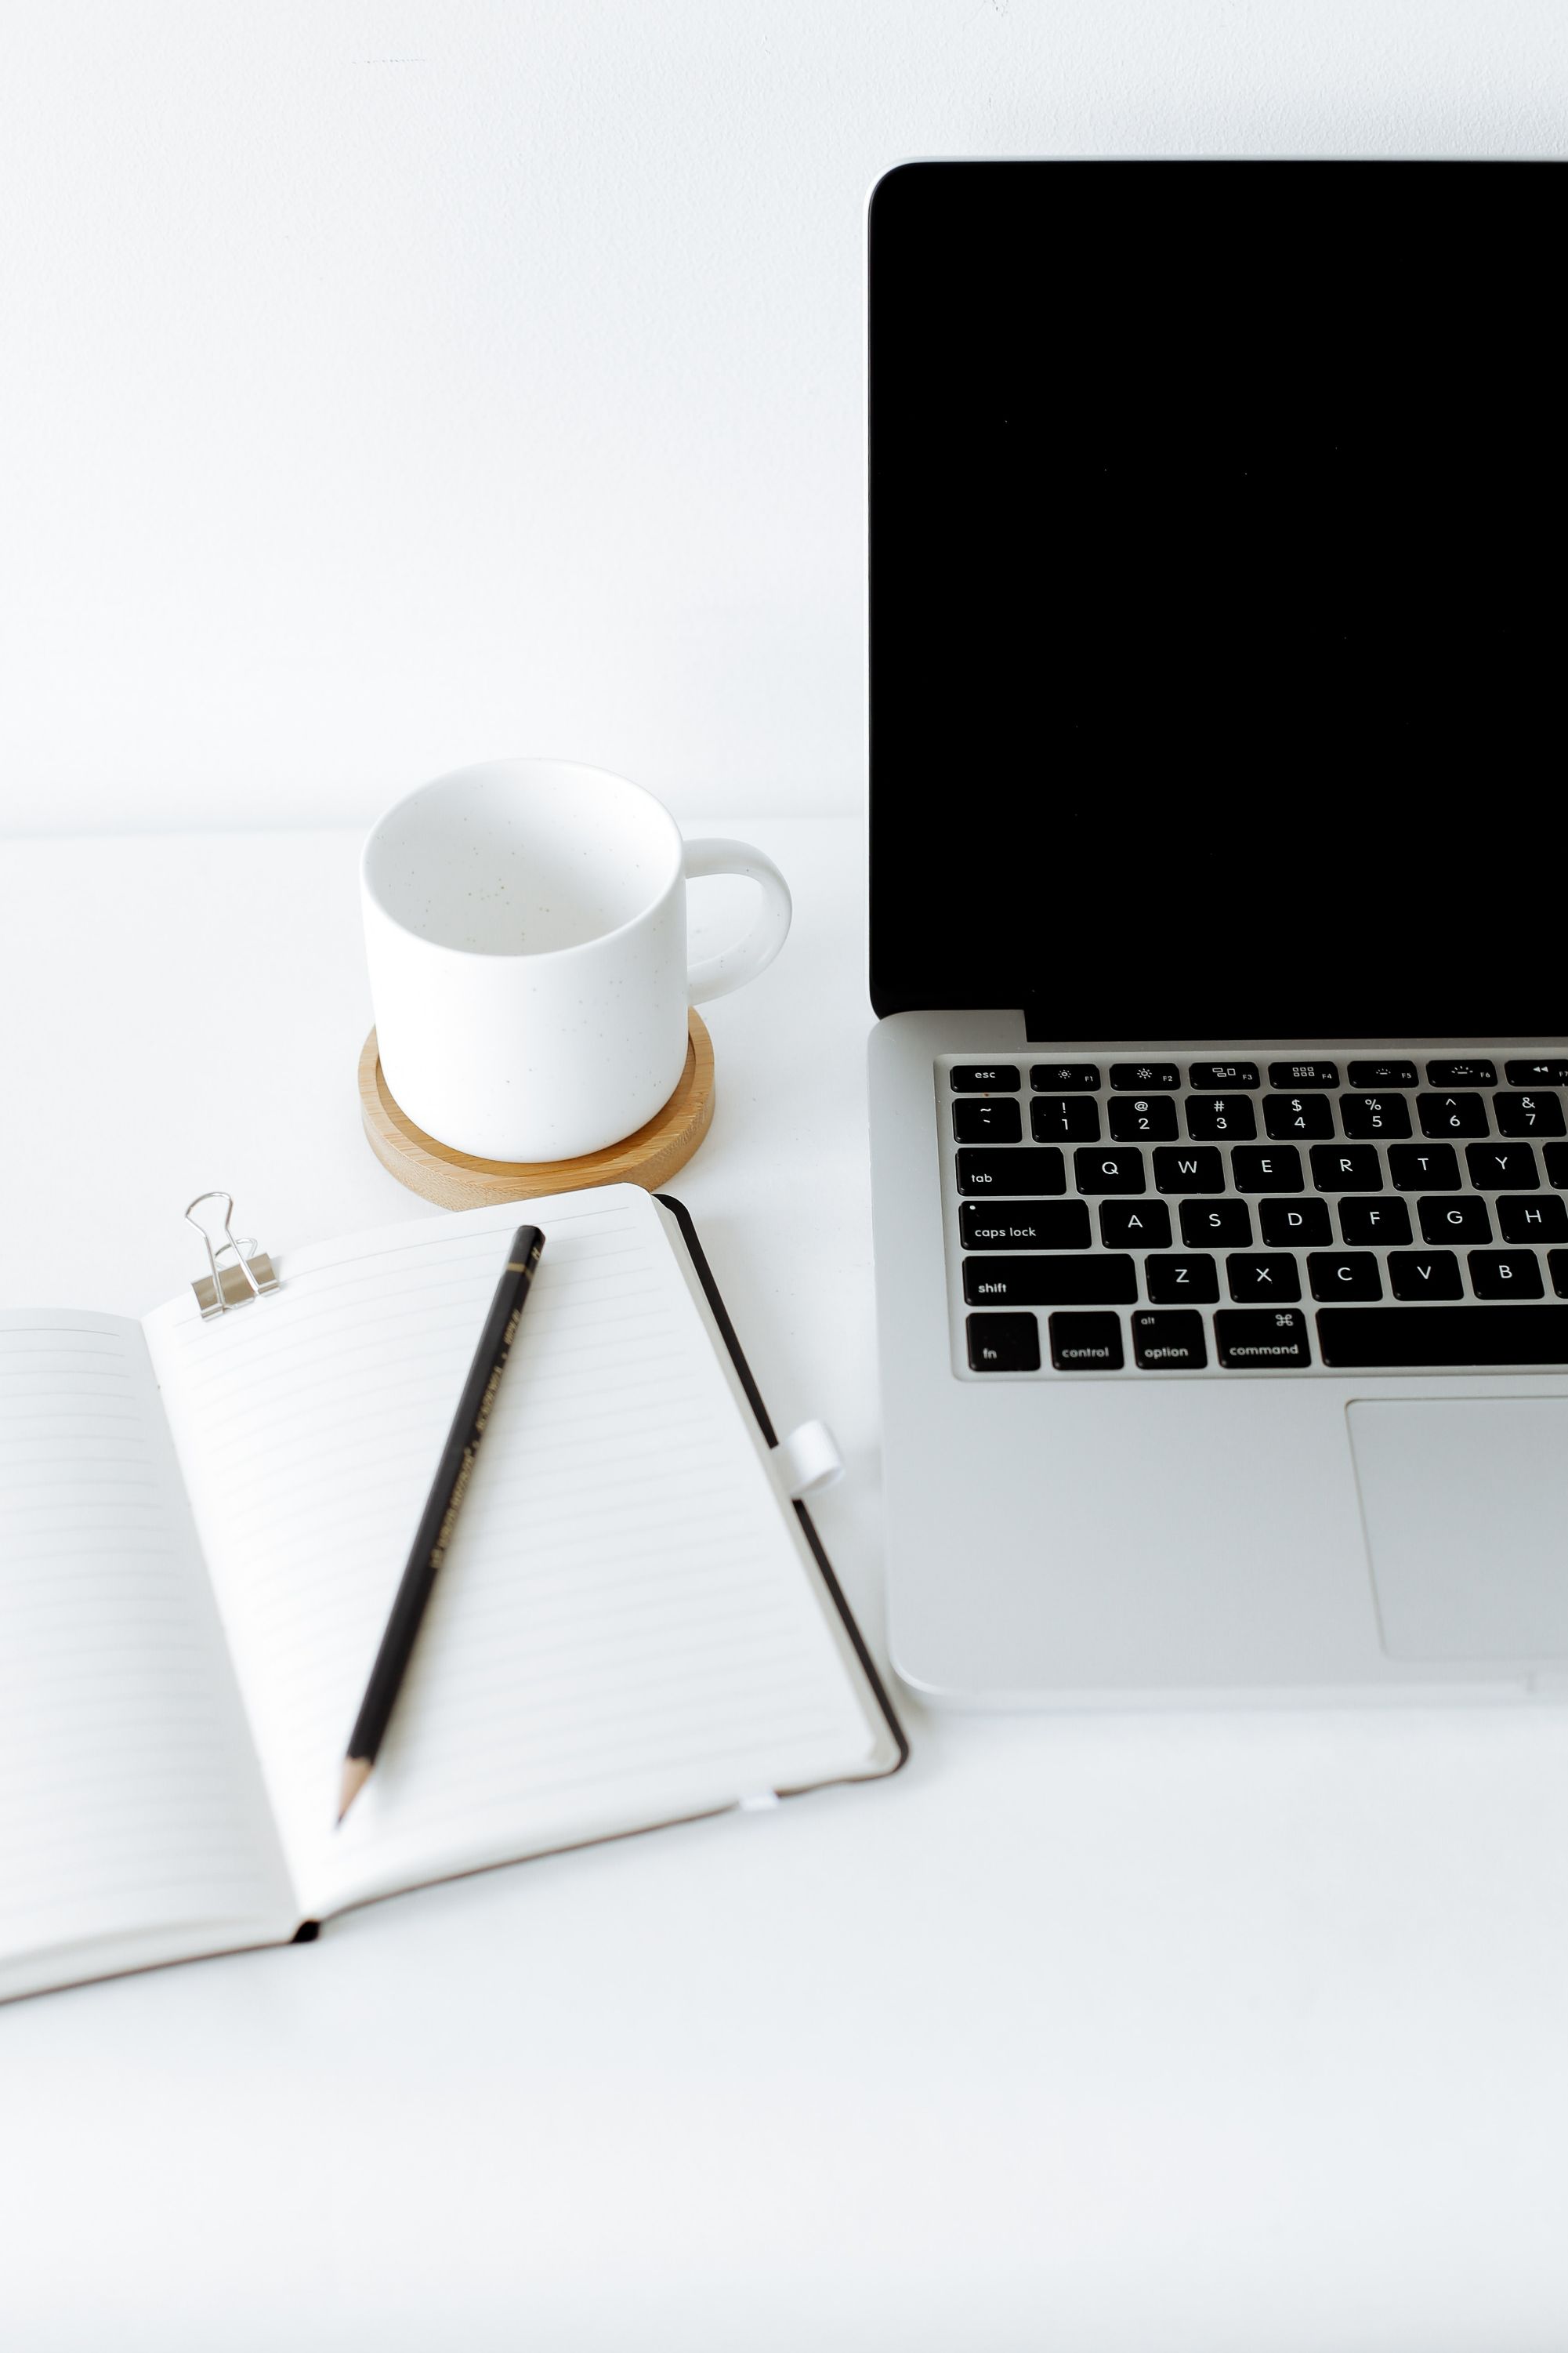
[1349,1398,1568,1662]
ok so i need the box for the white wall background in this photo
[2,1,1563,836]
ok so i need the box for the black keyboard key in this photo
[1032,1096,1101,1142]
[1073,1147,1146,1195]
[1031,1063,1102,1090]
[1308,1252,1383,1301]
[1101,1200,1171,1249]
[1338,1197,1412,1246]
[1108,1097,1178,1141]
[953,1099,1021,1144]
[1146,1254,1219,1303]
[963,1255,1138,1307]
[1186,1094,1257,1140]
[1180,1199,1251,1247]
[1110,1062,1179,1089]
[1418,1092,1489,1137]
[1309,1145,1383,1192]
[958,1202,1092,1251]
[1318,1303,1568,1367]
[1226,1253,1302,1303]
[1389,1144,1460,1191]
[1231,1147,1303,1194]
[1552,1251,1568,1297]
[1498,1195,1568,1243]
[1048,1311,1124,1371]
[967,1312,1039,1372]
[1427,1058,1497,1086]
[1269,1060,1340,1089]
[951,1064,1019,1092]
[1215,1308,1313,1368]
[1418,1196,1493,1244]
[1340,1094,1412,1140]
[1260,1198,1333,1246]
[1348,1059,1419,1087]
[1132,1310,1208,1369]
[1507,1060,1568,1087]
[1465,1142,1538,1191]
[1494,1092,1566,1137]
[1548,1144,1568,1187]
[1153,1147,1224,1194]
[958,1148,1065,1196]
[1388,1251,1463,1300]
[1263,1093,1334,1140]
[1469,1249,1544,1300]
[1187,1061,1259,1090]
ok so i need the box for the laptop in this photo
[866,159,1568,1706]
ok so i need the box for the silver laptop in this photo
[866,160,1568,1706]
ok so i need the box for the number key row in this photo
[956,1088,1567,1147]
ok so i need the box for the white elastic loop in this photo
[773,1419,843,1500]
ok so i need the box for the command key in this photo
[1213,1307,1312,1369]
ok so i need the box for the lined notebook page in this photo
[0,1313,294,2001]
[144,1190,875,1920]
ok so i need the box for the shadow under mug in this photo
[361,759,792,1161]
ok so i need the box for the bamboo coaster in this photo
[358,1011,715,1209]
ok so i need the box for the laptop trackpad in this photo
[1348,1398,1568,1662]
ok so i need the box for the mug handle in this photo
[683,839,792,1004]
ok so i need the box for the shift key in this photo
[957,1147,1066,1195]
[963,1254,1137,1306]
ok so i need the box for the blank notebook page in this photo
[0,1314,291,1999]
[144,1190,876,1920]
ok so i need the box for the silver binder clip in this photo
[185,1191,281,1319]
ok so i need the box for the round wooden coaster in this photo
[358,1011,715,1209]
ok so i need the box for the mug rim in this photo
[360,756,684,963]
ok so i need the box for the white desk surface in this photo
[3,821,1568,2352]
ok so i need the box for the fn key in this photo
[967,1311,1039,1372]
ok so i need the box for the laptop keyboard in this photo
[943,1050,1568,1376]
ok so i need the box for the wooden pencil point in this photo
[335,1225,547,1822]
[337,1757,371,1825]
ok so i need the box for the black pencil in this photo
[337,1223,545,1824]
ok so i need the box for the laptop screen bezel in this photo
[866,157,1564,1032]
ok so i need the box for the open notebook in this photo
[0,1187,904,2003]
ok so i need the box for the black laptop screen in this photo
[868,161,1566,1035]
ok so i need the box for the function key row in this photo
[970,1308,1217,1373]
[967,1307,1320,1372]
[969,1300,1568,1372]
[969,1307,1292,1373]
[951,1057,1568,1095]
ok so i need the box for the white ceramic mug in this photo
[361,759,791,1161]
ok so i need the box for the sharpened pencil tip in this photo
[337,1757,372,1825]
